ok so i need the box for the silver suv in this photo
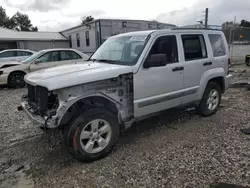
[21,28,232,162]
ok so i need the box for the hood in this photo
[0,61,22,69]
[25,62,133,91]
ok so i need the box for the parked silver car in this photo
[21,29,232,162]
[0,48,89,88]
[0,49,35,63]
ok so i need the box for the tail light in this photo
[228,58,231,68]
[227,58,231,75]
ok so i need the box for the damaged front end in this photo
[20,84,60,130]
[20,73,134,130]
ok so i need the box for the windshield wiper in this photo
[95,59,116,64]
[88,58,97,62]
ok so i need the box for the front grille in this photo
[27,84,59,116]
[27,84,49,116]
[27,84,36,103]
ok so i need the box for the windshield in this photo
[21,51,44,63]
[90,35,149,65]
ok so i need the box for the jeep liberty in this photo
[20,28,232,162]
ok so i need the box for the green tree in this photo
[239,20,250,27]
[222,21,234,27]
[82,16,94,25]
[0,6,38,31]
[10,12,38,31]
[0,6,10,28]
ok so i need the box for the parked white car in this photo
[21,28,232,162]
[0,49,35,63]
[0,48,89,88]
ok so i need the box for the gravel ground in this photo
[1,65,250,188]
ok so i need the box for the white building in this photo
[61,19,176,55]
[0,27,69,51]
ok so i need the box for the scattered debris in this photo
[4,164,24,174]
[230,81,250,88]
[240,128,250,135]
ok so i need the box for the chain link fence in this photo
[209,25,250,65]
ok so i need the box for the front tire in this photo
[64,108,120,162]
[8,72,26,88]
[197,82,221,117]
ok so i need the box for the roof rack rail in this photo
[171,27,222,31]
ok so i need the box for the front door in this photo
[134,34,184,117]
[30,51,59,72]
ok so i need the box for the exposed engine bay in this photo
[22,73,134,129]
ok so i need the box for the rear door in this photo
[30,51,60,72]
[180,33,212,104]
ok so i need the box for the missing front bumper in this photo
[20,101,58,129]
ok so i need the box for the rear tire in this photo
[196,82,221,117]
[8,72,26,88]
[64,108,120,162]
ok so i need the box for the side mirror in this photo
[144,54,167,68]
[34,59,41,64]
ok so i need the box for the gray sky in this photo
[1,0,250,31]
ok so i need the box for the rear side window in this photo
[182,35,207,61]
[60,51,81,61]
[17,51,31,56]
[0,51,17,58]
[208,34,226,57]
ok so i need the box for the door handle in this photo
[172,67,184,72]
[203,62,212,66]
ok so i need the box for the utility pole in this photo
[231,16,237,60]
[204,8,209,28]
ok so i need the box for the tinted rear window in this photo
[208,34,226,57]
[181,35,207,61]
[17,51,31,56]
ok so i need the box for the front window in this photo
[38,51,59,63]
[90,35,149,66]
[21,51,44,63]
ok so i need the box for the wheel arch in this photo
[59,95,120,128]
[7,70,27,87]
[8,70,27,80]
[198,68,225,99]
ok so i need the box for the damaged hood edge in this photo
[25,62,133,91]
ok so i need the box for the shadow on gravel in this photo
[0,85,9,90]
[210,182,249,188]
[118,107,197,145]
